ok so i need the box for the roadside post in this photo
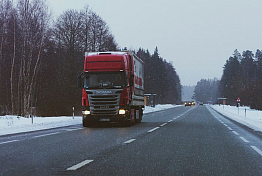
[31,107,33,124]
[236,97,241,115]
[31,93,33,124]
[73,107,75,119]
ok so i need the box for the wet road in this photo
[1,105,262,175]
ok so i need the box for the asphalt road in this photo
[1,105,262,176]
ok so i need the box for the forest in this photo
[194,49,262,110]
[0,0,181,116]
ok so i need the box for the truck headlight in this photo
[119,109,126,115]
[82,110,90,115]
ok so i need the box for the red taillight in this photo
[120,88,128,106]
[82,89,89,106]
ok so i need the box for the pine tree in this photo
[219,54,242,105]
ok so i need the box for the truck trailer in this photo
[78,51,144,127]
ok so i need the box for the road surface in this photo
[1,105,262,175]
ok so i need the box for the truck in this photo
[78,51,144,127]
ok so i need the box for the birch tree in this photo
[12,0,50,117]
[0,0,13,114]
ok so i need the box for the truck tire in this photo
[123,119,132,127]
[135,108,140,124]
[123,108,133,127]
[135,108,143,124]
[83,118,93,127]
[82,118,88,127]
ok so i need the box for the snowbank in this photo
[144,104,182,113]
[0,116,82,136]
[0,104,179,136]
[210,105,262,132]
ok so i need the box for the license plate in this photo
[100,119,110,122]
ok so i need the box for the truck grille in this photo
[89,95,120,116]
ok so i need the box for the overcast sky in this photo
[46,0,262,86]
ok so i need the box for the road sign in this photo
[236,97,241,103]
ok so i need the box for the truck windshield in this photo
[84,72,126,89]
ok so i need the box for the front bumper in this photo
[82,106,129,123]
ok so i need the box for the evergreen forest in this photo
[194,49,262,110]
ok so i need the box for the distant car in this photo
[191,101,195,105]
[199,102,204,105]
[184,102,192,106]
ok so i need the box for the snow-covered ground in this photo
[0,104,179,136]
[210,105,262,133]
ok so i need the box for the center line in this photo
[67,160,93,170]
[250,146,262,157]
[168,120,173,123]
[0,140,19,145]
[124,139,136,144]
[239,137,249,143]
[160,123,167,127]
[64,128,83,131]
[232,131,239,135]
[227,127,233,130]
[148,127,160,133]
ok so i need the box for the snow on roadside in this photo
[0,116,82,136]
[0,104,179,136]
[210,105,262,132]
[144,104,182,113]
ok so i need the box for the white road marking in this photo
[173,118,176,120]
[70,128,84,130]
[232,131,239,135]
[32,132,60,138]
[168,120,173,123]
[224,124,228,127]
[124,139,136,144]
[0,140,19,145]
[64,128,83,131]
[251,146,262,157]
[239,137,249,143]
[64,129,78,131]
[160,123,167,127]
[227,127,233,130]
[147,127,160,133]
[177,107,195,118]
[67,160,93,170]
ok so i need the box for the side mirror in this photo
[77,73,83,88]
[129,74,134,87]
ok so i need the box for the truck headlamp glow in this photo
[119,109,126,115]
[82,110,91,115]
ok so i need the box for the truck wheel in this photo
[140,108,143,121]
[83,118,93,127]
[83,121,87,127]
[135,109,140,124]
[83,119,88,127]
[135,108,143,124]
[123,120,132,127]
[123,110,132,127]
